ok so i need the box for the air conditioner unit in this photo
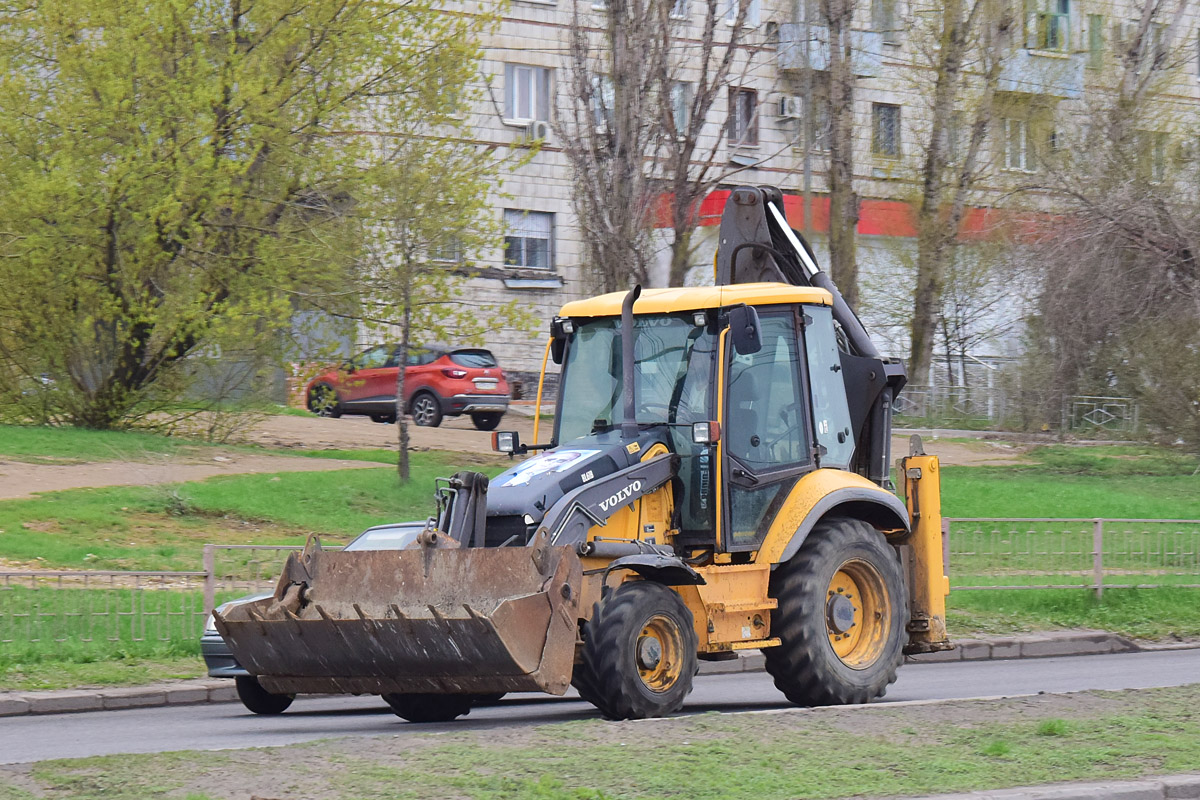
[779,95,802,119]
[525,120,552,142]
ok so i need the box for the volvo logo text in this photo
[598,480,642,512]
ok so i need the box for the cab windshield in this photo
[556,312,718,537]
[556,314,715,444]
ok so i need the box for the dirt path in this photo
[0,414,1027,501]
[0,454,384,501]
[240,413,1029,466]
[239,412,539,453]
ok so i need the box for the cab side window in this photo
[803,305,855,468]
[726,314,807,471]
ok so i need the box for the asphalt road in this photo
[4,649,1199,765]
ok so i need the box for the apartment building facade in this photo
[442,0,1200,383]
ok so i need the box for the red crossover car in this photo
[305,345,510,430]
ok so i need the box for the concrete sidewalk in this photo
[912,773,1200,799]
[2,630,1192,718]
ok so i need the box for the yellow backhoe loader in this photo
[216,185,951,721]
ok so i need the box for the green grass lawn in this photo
[5,686,1200,799]
[0,424,203,463]
[941,467,1200,518]
[0,453,503,571]
[948,587,1200,639]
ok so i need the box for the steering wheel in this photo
[765,403,805,454]
[637,401,672,420]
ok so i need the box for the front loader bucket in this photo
[214,535,582,697]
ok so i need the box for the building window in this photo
[670,0,689,18]
[1002,118,1031,171]
[943,112,962,163]
[809,96,832,152]
[1138,131,1168,182]
[872,0,900,44]
[1087,14,1104,68]
[592,75,614,132]
[1147,21,1168,67]
[670,82,692,137]
[1026,0,1069,51]
[783,94,830,152]
[871,103,901,158]
[728,88,758,146]
[504,210,554,269]
[431,238,462,263]
[504,64,552,123]
[724,0,761,26]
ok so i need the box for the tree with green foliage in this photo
[350,133,533,480]
[0,0,487,430]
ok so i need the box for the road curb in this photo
[910,773,1200,799]
[0,632,1192,717]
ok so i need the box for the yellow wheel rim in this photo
[636,614,684,692]
[825,559,891,669]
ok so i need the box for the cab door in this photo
[722,308,813,552]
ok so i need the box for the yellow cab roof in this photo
[558,283,833,318]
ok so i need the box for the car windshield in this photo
[344,526,423,551]
[449,350,497,368]
[556,314,715,444]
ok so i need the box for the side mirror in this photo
[492,430,522,454]
[728,305,762,355]
[550,317,574,365]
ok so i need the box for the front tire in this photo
[306,383,342,418]
[381,692,471,723]
[470,412,503,431]
[235,676,294,715]
[410,392,443,427]
[577,581,697,720]
[764,517,906,707]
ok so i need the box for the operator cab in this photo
[541,286,859,556]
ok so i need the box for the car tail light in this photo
[442,368,468,379]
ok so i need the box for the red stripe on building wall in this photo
[656,190,1056,242]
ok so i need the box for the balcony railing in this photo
[777,24,883,77]
[998,47,1086,98]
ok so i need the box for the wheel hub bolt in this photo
[826,594,856,635]
[637,636,662,670]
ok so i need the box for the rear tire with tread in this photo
[306,383,342,418]
[410,392,443,427]
[764,517,906,707]
[382,692,471,723]
[577,581,697,720]
[470,412,503,431]
[235,676,294,715]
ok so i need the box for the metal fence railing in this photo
[945,518,1200,595]
[0,570,208,652]
[4,523,1200,652]
[893,385,1142,434]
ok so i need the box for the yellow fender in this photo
[756,469,910,567]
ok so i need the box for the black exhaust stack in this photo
[620,285,641,440]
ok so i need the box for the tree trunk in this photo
[395,279,412,482]
[825,0,859,306]
[669,224,693,287]
[910,0,1003,382]
[909,0,964,383]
